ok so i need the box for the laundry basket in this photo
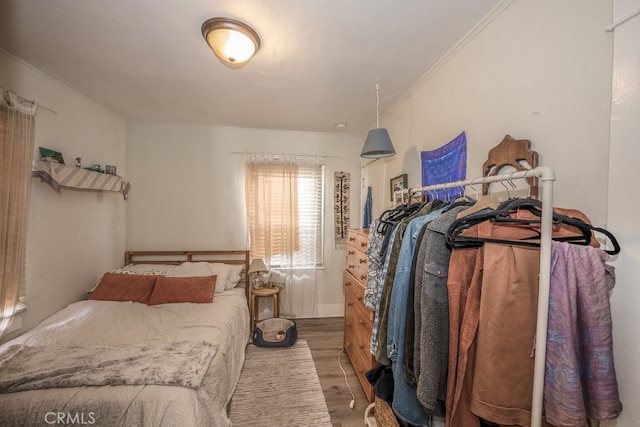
[252,318,298,348]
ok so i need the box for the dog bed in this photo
[253,318,298,348]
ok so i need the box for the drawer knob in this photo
[361,242,367,248]
[349,264,355,269]
[357,296,363,301]
[359,344,365,350]
[346,321,352,327]
[345,281,351,287]
[359,319,365,325]
[347,302,354,307]
[360,275,366,280]
[346,342,351,348]
[348,250,355,255]
[349,237,356,242]
[359,258,367,264]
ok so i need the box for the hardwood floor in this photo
[295,317,371,427]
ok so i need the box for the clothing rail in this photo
[394,166,555,427]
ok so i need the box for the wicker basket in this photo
[374,395,399,427]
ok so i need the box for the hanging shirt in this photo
[386,207,446,426]
[374,201,444,365]
[414,205,469,416]
[364,219,386,310]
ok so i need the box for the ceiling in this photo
[0,0,500,135]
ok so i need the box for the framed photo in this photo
[39,147,65,164]
[390,174,407,201]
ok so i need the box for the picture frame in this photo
[39,147,65,164]
[390,174,408,201]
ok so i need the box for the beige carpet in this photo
[229,340,332,427]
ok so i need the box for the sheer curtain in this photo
[244,153,324,318]
[0,91,37,337]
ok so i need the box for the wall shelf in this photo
[31,160,130,199]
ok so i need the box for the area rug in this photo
[229,340,332,426]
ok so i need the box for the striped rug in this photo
[229,340,332,426]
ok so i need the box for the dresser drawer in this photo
[347,229,369,253]
[344,270,365,301]
[344,293,375,402]
[345,292,373,354]
[345,255,368,285]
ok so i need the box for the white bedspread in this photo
[0,288,250,427]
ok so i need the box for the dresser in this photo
[343,228,376,402]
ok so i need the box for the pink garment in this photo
[544,242,622,426]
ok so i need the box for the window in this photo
[245,154,324,269]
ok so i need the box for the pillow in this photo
[208,263,244,290]
[167,262,224,294]
[120,263,177,275]
[89,273,157,303]
[147,275,217,305]
[224,263,244,289]
[168,262,244,292]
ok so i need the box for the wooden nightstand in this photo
[251,287,280,331]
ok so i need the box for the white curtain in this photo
[0,91,37,337]
[244,153,324,318]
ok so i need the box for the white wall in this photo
[362,0,640,423]
[365,0,613,225]
[0,51,128,342]
[607,0,640,425]
[127,122,363,316]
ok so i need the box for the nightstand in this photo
[251,287,280,331]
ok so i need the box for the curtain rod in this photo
[231,151,340,158]
[606,6,640,32]
[0,85,58,114]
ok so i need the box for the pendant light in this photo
[360,83,396,158]
[201,17,261,67]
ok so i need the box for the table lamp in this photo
[248,259,269,289]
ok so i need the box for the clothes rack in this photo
[393,166,555,427]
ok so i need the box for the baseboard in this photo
[316,303,344,318]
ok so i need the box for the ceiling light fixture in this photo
[201,17,261,67]
[360,83,396,158]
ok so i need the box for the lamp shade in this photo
[360,128,396,158]
[248,259,269,274]
[201,17,261,66]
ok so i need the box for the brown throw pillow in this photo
[89,273,157,303]
[147,275,217,305]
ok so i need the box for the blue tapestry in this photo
[421,131,467,201]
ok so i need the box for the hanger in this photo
[377,201,421,234]
[446,197,620,255]
[456,193,500,219]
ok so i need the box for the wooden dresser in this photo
[343,228,376,402]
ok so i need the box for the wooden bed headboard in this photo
[124,250,251,303]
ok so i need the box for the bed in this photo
[0,250,250,427]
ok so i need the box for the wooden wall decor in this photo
[482,135,539,199]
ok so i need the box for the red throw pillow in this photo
[89,273,157,303]
[147,275,217,305]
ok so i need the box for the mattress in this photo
[0,287,250,426]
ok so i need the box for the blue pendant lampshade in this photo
[361,128,396,158]
[360,83,396,158]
